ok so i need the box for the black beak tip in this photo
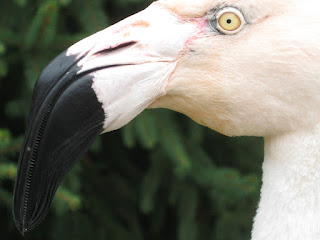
[13,217,25,236]
[12,50,106,233]
[18,224,26,237]
[13,204,32,236]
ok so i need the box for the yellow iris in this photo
[218,12,241,32]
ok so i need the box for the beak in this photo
[13,2,203,234]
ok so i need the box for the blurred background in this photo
[0,0,264,239]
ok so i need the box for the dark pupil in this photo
[227,19,232,24]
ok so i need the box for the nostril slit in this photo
[94,41,137,56]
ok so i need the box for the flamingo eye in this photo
[213,7,246,34]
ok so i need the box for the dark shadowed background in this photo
[0,0,264,239]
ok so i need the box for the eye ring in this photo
[213,7,246,35]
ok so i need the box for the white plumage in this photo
[151,0,320,238]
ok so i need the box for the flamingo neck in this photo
[252,125,320,240]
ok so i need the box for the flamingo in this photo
[13,0,320,239]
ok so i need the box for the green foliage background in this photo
[0,0,264,239]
